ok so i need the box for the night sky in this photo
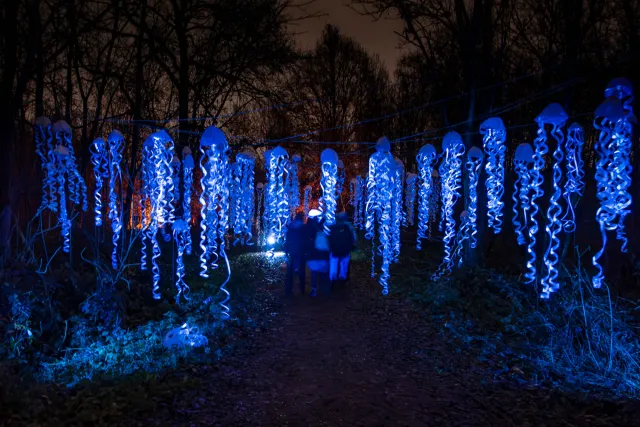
[294,0,405,73]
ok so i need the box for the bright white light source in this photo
[271,251,285,257]
[267,234,276,245]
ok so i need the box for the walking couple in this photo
[284,210,356,297]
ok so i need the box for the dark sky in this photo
[294,0,405,74]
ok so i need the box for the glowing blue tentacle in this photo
[199,149,210,278]
[303,187,311,217]
[525,126,547,285]
[466,159,480,249]
[321,162,338,234]
[90,138,107,226]
[57,155,70,253]
[512,163,525,245]
[109,136,123,270]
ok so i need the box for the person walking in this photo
[284,212,308,297]
[328,212,356,283]
[306,209,330,297]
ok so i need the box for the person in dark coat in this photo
[284,212,307,296]
[328,211,356,282]
[306,209,330,297]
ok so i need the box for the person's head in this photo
[336,211,348,223]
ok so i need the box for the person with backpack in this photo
[328,212,356,283]
[306,209,330,297]
[283,212,308,297]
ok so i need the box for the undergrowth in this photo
[402,259,640,398]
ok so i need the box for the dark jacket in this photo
[328,221,355,257]
[306,217,330,261]
[284,218,307,256]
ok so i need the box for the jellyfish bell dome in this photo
[442,131,463,151]
[183,154,194,168]
[171,155,181,167]
[320,148,339,165]
[460,210,469,220]
[536,103,568,126]
[304,184,312,190]
[479,117,505,134]
[257,182,264,189]
[431,169,440,178]
[514,143,534,163]
[292,154,302,162]
[406,172,418,183]
[595,98,625,122]
[53,120,72,134]
[35,116,51,127]
[418,143,436,158]
[605,77,633,99]
[108,130,124,142]
[55,145,70,157]
[375,136,391,153]
[271,146,288,158]
[467,146,484,160]
[182,146,192,156]
[237,151,255,163]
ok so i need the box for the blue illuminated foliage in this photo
[263,147,290,246]
[198,126,232,319]
[416,144,437,250]
[480,117,506,234]
[140,130,174,299]
[432,132,465,279]
[465,147,483,249]
[513,143,534,247]
[365,136,395,294]
[232,152,256,246]
[321,148,339,234]
[108,131,125,269]
[404,173,417,227]
[89,137,108,227]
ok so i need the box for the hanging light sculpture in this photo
[107,130,125,269]
[513,143,534,247]
[53,120,87,213]
[592,92,635,288]
[182,147,194,255]
[432,132,465,279]
[365,136,395,295]
[480,117,506,234]
[303,185,312,217]
[256,182,264,241]
[465,147,483,249]
[451,210,471,268]
[173,219,190,302]
[34,117,55,212]
[416,144,437,249]
[391,158,404,262]
[538,103,568,299]
[289,154,301,215]
[336,159,345,208]
[198,126,232,319]
[263,147,290,246]
[140,130,174,299]
[232,152,255,246]
[89,137,108,226]
[561,124,586,233]
[320,148,339,234]
[52,146,72,252]
[404,173,417,227]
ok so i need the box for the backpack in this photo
[328,223,354,257]
[314,231,329,251]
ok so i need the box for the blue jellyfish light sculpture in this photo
[52,146,72,252]
[432,132,465,279]
[182,147,194,254]
[321,148,339,234]
[465,147,483,249]
[107,130,125,269]
[592,93,634,288]
[289,154,301,215]
[416,144,437,249]
[140,130,174,299]
[538,103,568,299]
[256,182,264,241]
[199,126,232,319]
[480,117,506,234]
[428,169,440,240]
[303,184,312,217]
[263,147,290,246]
[561,124,586,233]
[605,78,634,252]
[232,152,255,246]
[53,120,87,213]
[391,158,404,262]
[336,159,345,208]
[513,143,534,247]
[170,154,181,222]
[354,176,366,230]
[365,136,395,294]
[173,219,191,302]
[34,117,55,211]
[451,210,471,267]
[404,173,418,227]
[89,137,108,226]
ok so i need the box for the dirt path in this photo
[168,261,639,426]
